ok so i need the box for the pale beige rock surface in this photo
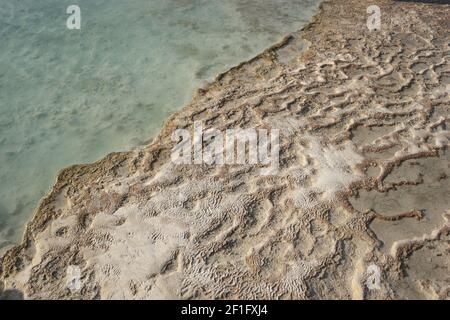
[0,0,449,299]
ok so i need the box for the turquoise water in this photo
[0,0,320,251]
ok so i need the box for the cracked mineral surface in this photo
[0,0,449,299]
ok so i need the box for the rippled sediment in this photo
[0,0,449,299]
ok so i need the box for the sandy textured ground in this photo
[1,0,449,299]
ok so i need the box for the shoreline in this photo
[0,1,327,259]
[1,0,449,299]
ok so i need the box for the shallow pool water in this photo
[0,0,321,251]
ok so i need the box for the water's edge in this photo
[0,0,327,259]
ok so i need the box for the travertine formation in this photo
[0,0,449,299]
